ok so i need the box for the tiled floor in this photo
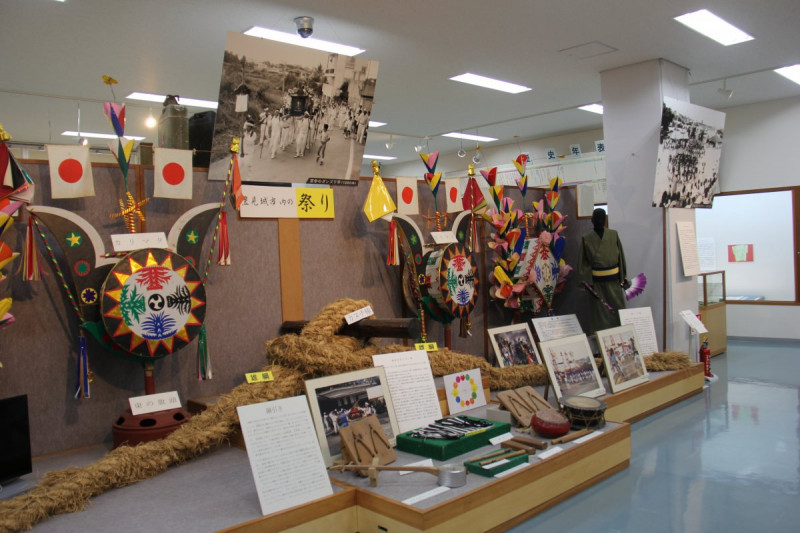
[510,339,800,532]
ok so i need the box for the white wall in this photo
[717,94,800,340]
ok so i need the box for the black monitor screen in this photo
[0,394,32,485]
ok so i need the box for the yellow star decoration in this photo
[66,232,82,247]
[185,230,199,244]
[109,192,150,233]
[102,75,118,86]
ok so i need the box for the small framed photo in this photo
[305,367,400,466]
[539,333,606,401]
[596,324,650,393]
[488,323,541,367]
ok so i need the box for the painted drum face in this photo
[101,248,206,359]
[423,243,478,318]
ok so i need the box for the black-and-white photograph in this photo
[653,97,725,208]
[209,32,379,182]
[488,324,541,367]
[540,334,606,400]
[304,367,399,466]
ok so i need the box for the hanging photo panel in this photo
[208,32,379,183]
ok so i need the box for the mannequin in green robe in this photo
[578,209,629,333]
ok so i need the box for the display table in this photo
[604,364,705,423]
[220,422,631,533]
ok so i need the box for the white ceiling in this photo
[2,0,800,170]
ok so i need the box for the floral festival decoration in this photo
[485,164,572,314]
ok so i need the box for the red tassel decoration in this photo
[386,219,399,266]
[217,211,230,265]
[22,216,43,281]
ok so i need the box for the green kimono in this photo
[578,229,627,333]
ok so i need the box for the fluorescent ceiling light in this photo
[578,104,604,114]
[244,26,365,57]
[449,73,531,94]
[674,9,754,46]
[774,64,800,85]
[62,131,146,141]
[362,154,397,161]
[368,121,386,128]
[126,92,219,109]
[441,132,498,143]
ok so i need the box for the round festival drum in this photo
[100,248,206,360]
[560,396,607,430]
[531,408,571,439]
[419,243,478,319]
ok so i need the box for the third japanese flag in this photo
[153,147,193,199]
[395,177,419,215]
[46,145,95,199]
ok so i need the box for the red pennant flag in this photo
[232,155,244,209]
[153,148,193,199]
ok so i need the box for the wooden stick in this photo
[465,448,509,464]
[501,441,535,454]
[550,429,593,445]
[479,449,526,466]
[508,435,549,450]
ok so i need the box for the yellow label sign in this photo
[414,342,439,352]
[245,371,274,384]
[296,188,334,218]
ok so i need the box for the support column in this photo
[601,59,697,353]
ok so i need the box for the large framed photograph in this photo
[208,32,379,183]
[488,324,541,367]
[305,367,399,466]
[596,324,649,393]
[539,334,606,401]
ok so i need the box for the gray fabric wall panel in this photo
[1,164,593,456]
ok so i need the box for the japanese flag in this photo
[46,145,95,199]
[395,177,419,215]
[445,178,463,213]
[153,147,193,199]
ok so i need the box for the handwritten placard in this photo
[618,307,660,356]
[430,231,458,245]
[344,305,374,325]
[111,232,168,253]
[679,310,708,334]
[372,350,442,433]
[237,396,333,516]
[239,185,335,219]
[676,221,701,277]
[245,371,274,384]
[129,391,181,416]
[531,314,584,342]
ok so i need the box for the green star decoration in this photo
[409,234,419,245]
[185,230,199,244]
[66,232,82,247]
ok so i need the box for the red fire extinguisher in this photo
[700,336,712,377]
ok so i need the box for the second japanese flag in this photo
[153,148,193,199]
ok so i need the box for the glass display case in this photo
[698,270,727,356]
[698,270,726,306]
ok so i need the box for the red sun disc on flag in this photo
[162,162,185,186]
[402,186,414,204]
[58,159,83,183]
[449,186,458,203]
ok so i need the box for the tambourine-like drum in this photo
[560,396,607,430]
[420,243,478,319]
[530,408,571,439]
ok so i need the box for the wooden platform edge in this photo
[216,486,358,533]
[604,363,705,424]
